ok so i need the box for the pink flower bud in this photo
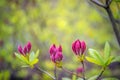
[50,54,55,62]
[58,45,62,52]
[27,42,31,53]
[49,44,63,63]
[81,41,86,54]
[17,42,32,55]
[72,39,81,55]
[23,46,27,54]
[49,44,56,55]
[76,67,84,74]
[18,45,23,54]
[72,39,86,55]
[55,52,63,62]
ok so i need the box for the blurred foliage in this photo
[0,0,120,80]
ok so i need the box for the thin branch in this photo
[54,66,57,80]
[35,66,56,80]
[90,0,106,8]
[105,6,120,46]
[90,0,120,46]
[96,67,105,80]
[106,0,112,6]
[62,67,82,78]
[115,19,120,24]
[81,61,85,80]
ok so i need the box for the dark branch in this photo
[115,19,120,24]
[106,0,112,7]
[90,0,120,46]
[106,6,120,45]
[90,0,106,8]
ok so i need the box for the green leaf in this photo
[77,78,84,80]
[104,56,114,66]
[72,75,77,80]
[29,51,35,62]
[30,59,38,65]
[88,75,98,80]
[35,50,39,59]
[62,77,71,80]
[29,59,39,68]
[88,49,104,65]
[21,65,29,68]
[86,56,103,66]
[29,50,39,62]
[15,53,29,64]
[112,56,120,62]
[102,77,119,80]
[104,42,111,59]
[113,0,120,2]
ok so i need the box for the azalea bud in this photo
[23,46,27,54]
[72,39,81,55]
[55,52,63,62]
[50,54,55,62]
[76,67,84,74]
[49,44,56,55]
[27,42,31,53]
[81,41,86,54]
[18,42,32,55]
[58,45,62,52]
[18,45,23,54]
[49,44,63,66]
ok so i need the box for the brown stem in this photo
[90,0,106,8]
[54,66,57,80]
[81,61,86,80]
[62,67,82,78]
[90,0,120,46]
[96,67,105,80]
[105,6,120,46]
[35,66,56,80]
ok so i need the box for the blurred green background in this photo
[0,0,120,80]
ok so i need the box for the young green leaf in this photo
[86,56,103,66]
[112,56,120,62]
[77,78,84,80]
[29,51,35,62]
[102,77,119,80]
[88,49,104,65]
[104,42,111,59]
[104,56,114,66]
[88,75,98,80]
[35,50,39,59]
[29,50,39,62]
[15,53,29,64]
[62,77,71,80]
[72,75,77,80]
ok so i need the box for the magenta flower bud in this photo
[76,67,84,74]
[18,45,23,54]
[26,42,31,53]
[49,44,56,55]
[49,44,63,64]
[72,39,81,55]
[17,41,32,56]
[55,52,63,62]
[23,46,27,54]
[58,45,62,52]
[50,54,55,62]
[81,41,86,54]
[72,39,87,56]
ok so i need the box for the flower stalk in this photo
[96,67,106,80]
[54,66,57,80]
[81,61,85,80]
[62,67,82,78]
[35,66,56,80]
